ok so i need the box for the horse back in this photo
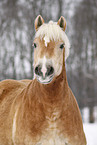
[0,79,30,100]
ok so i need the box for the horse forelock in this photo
[34,21,70,60]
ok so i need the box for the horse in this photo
[0,15,86,145]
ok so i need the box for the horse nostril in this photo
[46,66,54,76]
[35,65,42,76]
[35,65,54,77]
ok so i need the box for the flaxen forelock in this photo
[35,21,70,60]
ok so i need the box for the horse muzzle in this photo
[34,64,54,84]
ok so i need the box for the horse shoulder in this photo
[0,79,26,144]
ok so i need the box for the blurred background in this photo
[0,0,97,124]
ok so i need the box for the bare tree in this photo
[72,0,97,122]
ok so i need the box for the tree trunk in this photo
[89,107,94,123]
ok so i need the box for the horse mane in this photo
[35,21,70,60]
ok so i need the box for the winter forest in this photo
[0,0,97,123]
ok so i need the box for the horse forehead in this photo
[36,38,56,58]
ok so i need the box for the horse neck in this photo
[31,63,69,105]
[37,64,69,118]
[20,64,69,123]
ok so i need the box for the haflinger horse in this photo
[0,15,86,145]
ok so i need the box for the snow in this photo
[83,123,97,145]
[82,107,97,123]
[82,107,97,145]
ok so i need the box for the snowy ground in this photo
[83,123,97,145]
[82,107,97,145]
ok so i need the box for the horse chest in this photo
[36,123,66,145]
[23,112,69,145]
[36,113,69,145]
[13,110,69,145]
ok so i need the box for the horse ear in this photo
[35,15,44,31]
[57,16,66,31]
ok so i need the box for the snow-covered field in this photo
[84,123,97,145]
[83,107,97,145]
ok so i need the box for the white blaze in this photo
[44,36,50,47]
[41,56,47,77]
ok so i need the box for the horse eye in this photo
[33,43,37,48]
[60,43,64,49]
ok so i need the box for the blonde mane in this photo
[35,21,70,60]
